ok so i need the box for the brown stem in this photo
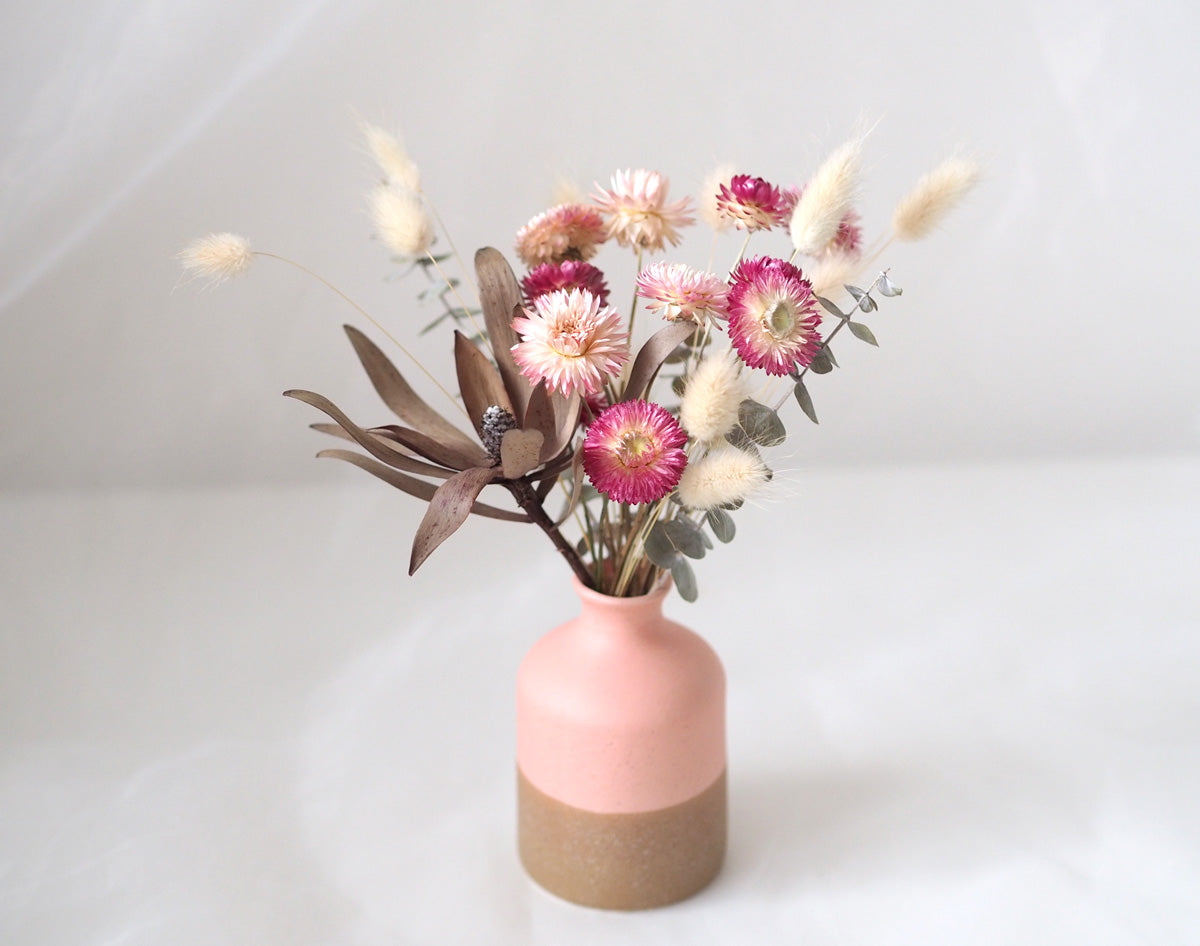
[508,479,595,589]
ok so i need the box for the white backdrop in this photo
[1,0,1197,489]
[3,3,1199,945]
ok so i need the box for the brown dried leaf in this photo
[475,247,533,416]
[369,423,489,472]
[410,465,500,574]
[284,390,485,472]
[343,325,479,455]
[454,330,512,438]
[317,450,525,522]
[500,428,544,479]
[619,321,696,403]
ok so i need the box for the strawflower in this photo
[727,256,822,376]
[583,400,687,505]
[511,288,629,396]
[715,174,790,231]
[635,262,729,324]
[592,169,694,252]
[521,260,610,307]
[515,203,607,267]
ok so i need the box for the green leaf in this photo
[816,295,844,318]
[664,517,707,559]
[878,273,903,297]
[808,348,835,374]
[644,521,682,570]
[670,375,686,397]
[671,558,698,602]
[735,399,787,447]
[845,284,866,301]
[705,507,736,543]
[848,321,879,346]
[793,379,819,424]
[858,294,878,313]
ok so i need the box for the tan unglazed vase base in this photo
[518,767,727,910]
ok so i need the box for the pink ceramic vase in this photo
[516,577,727,909]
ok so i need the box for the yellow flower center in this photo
[763,299,795,339]
[616,430,656,468]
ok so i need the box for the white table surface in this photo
[2,455,1198,945]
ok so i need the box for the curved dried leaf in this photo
[316,450,525,522]
[284,389,481,474]
[620,321,695,403]
[343,325,479,455]
[500,428,544,479]
[369,423,489,472]
[454,330,512,438]
[553,446,587,526]
[475,247,534,416]
[410,466,501,575]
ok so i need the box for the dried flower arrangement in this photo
[182,127,978,601]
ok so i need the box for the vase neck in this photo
[573,576,670,635]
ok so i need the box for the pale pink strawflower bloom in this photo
[521,260,610,307]
[583,399,688,505]
[727,256,822,376]
[592,169,694,252]
[635,262,730,324]
[511,288,629,397]
[715,174,790,231]
[515,203,607,267]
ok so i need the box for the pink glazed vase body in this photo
[516,577,727,909]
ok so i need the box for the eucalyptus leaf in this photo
[671,558,698,602]
[848,321,879,346]
[858,294,878,313]
[845,284,865,301]
[816,295,844,318]
[736,399,787,447]
[705,507,736,543]
[643,521,682,570]
[878,273,903,297]
[808,348,835,374]
[793,379,819,424]
[664,517,707,559]
[671,375,686,397]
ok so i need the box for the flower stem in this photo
[508,479,594,588]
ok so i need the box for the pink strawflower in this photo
[592,169,694,252]
[521,260,610,307]
[727,256,823,376]
[583,400,688,505]
[715,174,790,231]
[635,262,730,324]
[515,203,607,267]
[511,288,629,396]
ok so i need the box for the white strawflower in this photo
[677,446,771,511]
[177,233,254,284]
[698,163,736,231]
[361,122,422,192]
[789,139,862,257]
[679,349,748,443]
[892,155,981,241]
[807,250,863,301]
[371,184,434,257]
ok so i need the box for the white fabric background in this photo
[1,1,1198,943]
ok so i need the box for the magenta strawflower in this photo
[592,169,694,252]
[515,203,607,267]
[582,400,688,505]
[521,260,610,307]
[715,174,790,231]
[726,256,823,376]
[511,288,629,396]
[635,262,730,324]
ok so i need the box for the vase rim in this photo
[571,574,671,607]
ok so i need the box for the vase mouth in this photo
[571,574,672,607]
